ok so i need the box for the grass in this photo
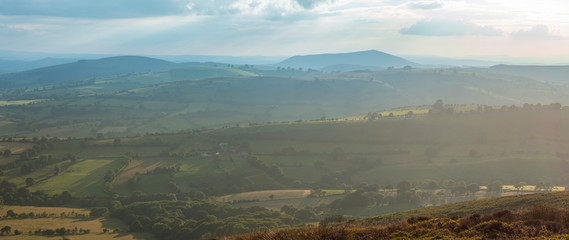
[28,159,121,197]
[0,100,45,106]
[217,189,311,202]
[223,192,569,240]
[0,206,154,240]
[368,191,569,224]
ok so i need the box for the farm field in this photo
[1,106,569,240]
[0,206,154,240]
[28,159,121,197]
[3,107,569,198]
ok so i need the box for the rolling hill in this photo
[483,64,569,83]
[2,68,569,138]
[0,56,179,88]
[277,50,417,70]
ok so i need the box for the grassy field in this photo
[0,206,154,240]
[2,108,569,210]
[28,159,121,197]
[0,100,45,106]
[218,189,312,202]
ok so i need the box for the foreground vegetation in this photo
[226,206,569,239]
[225,193,569,240]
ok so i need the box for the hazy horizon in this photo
[0,0,568,64]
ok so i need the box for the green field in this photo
[28,159,121,197]
[4,108,569,198]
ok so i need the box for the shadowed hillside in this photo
[0,56,179,88]
[277,50,417,70]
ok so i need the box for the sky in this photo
[1,0,569,61]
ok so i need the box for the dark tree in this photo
[397,181,411,193]
[6,210,16,218]
[1,226,11,235]
[54,165,61,175]
[90,207,109,218]
[25,177,35,187]
[2,149,11,157]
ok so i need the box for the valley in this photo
[1,51,569,239]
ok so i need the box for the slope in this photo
[0,56,179,88]
[484,64,569,83]
[277,50,417,70]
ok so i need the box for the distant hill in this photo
[0,56,179,88]
[0,58,80,74]
[277,50,417,70]
[485,64,569,83]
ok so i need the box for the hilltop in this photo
[0,56,178,88]
[277,50,417,70]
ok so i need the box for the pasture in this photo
[3,107,569,204]
[0,206,154,240]
[28,159,121,197]
[218,189,311,202]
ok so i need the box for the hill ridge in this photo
[277,49,417,70]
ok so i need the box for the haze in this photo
[1,0,569,63]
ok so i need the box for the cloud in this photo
[511,24,562,39]
[407,1,443,10]
[186,0,335,17]
[0,0,335,19]
[0,0,192,18]
[296,0,335,9]
[400,19,502,36]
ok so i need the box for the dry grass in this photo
[217,190,311,202]
[222,205,569,240]
[0,142,35,154]
[0,206,154,240]
[0,206,90,216]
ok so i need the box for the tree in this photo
[2,149,11,157]
[281,205,297,216]
[429,99,446,115]
[311,187,325,197]
[432,99,444,110]
[420,179,440,190]
[54,165,61,176]
[451,181,467,196]
[397,181,411,193]
[487,181,503,193]
[25,177,35,187]
[467,183,480,195]
[113,138,121,146]
[90,207,109,218]
[6,210,16,218]
[1,226,11,235]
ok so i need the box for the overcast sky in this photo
[1,0,568,61]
